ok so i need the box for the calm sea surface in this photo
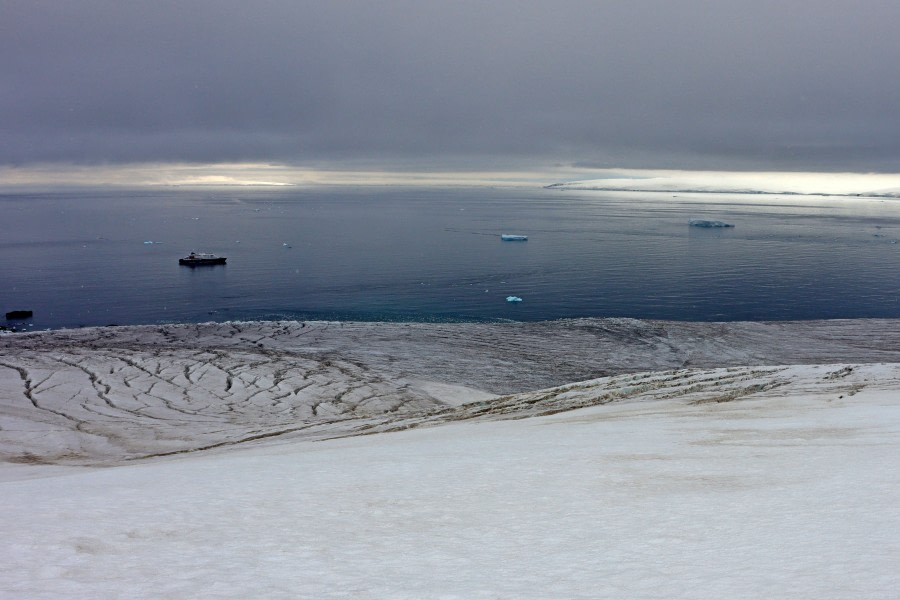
[2,186,900,330]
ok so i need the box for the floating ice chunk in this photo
[143,240,161,244]
[501,234,528,241]
[506,296,523,302]
[689,219,734,228]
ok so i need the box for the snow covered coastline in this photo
[1,319,899,598]
[4,317,900,465]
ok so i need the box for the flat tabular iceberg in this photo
[501,234,528,241]
[506,296,523,302]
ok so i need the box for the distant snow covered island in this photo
[1,318,899,598]
[546,170,900,198]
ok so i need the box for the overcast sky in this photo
[4,0,900,173]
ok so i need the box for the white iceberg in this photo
[501,234,528,241]
[506,296,523,302]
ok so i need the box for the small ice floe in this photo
[689,219,734,228]
[143,240,161,244]
[283,242,292,248]
[506,296,523,302]
[501,234,528,241]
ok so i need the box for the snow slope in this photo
[4,318,900,465]
[1,364,898,599]
[1,320,899,598]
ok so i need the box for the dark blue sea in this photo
[3,186,900,330]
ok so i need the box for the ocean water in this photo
[2,186,900,330]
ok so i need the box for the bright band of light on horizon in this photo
[3,163,900,197]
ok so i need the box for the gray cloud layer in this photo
[4,0,900,170]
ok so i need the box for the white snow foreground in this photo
[1,321,899,598]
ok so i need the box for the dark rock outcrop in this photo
[5,310,33,320]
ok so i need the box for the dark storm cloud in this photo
[3,0,900,170]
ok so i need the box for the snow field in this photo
[2,377,898,599]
